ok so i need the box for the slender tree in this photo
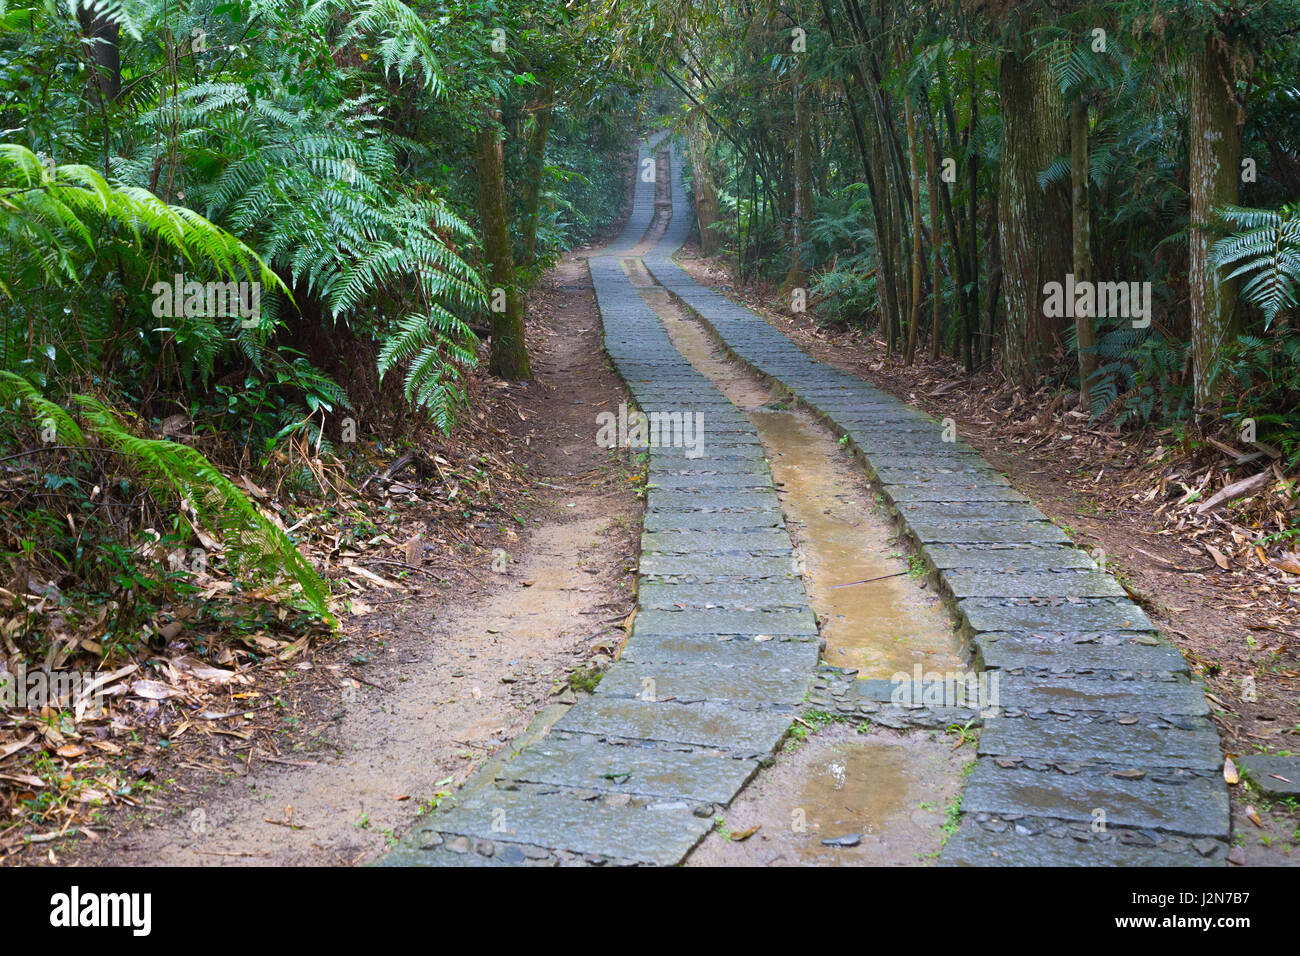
[477,104,532,380]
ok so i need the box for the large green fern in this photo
[162,84,486,424]
[0,370,334,626]
[74,396,335,626]
[0,144,287,298]
[1211,203,1300,327]
[0,370,84,444]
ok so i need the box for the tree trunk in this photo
[476,106,531,380]
[997,49,1072,385]
[927,129,942,361]
[688,94,723,257]
[520,77,555,268]
[904,91,922,364]
[782,80,814,294]
[78,9,120,101]
[966,55,979,371]
[1071,97,1096,410]
[1188,35,1241,410]
[983,189,1002,369]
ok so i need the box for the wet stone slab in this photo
[656,459,773,476]
[908,520,1070,545]
[852,441,984,459]
[817,408,935,423]
[959,761,1229,837]
[643,510,784,532]
[649,447,765,462]
[554,697,794,753]
[377,844,543,867]
[979,716,1222,768]
[641,529,792,554]
[926,543,1097,572]
[941,818,1224,867]
[420,787,713,866]
[648,474,775,491]
[959,599,1154,634]
[896,501,1047,524]
[646,489,781,512]
[638,551,797,577]
[945,570,1127,599]
[998,676,1209,716]
[633,608,818,637]
[1236,755,1300,796]
[835,421,949,436]
[499,735,760,805]
[595,660,811,707]
[886,485,1030,503]
[876,471,1011,491]
[620,632,822,669]
[638,578,808,609]
[975,634,1187,674]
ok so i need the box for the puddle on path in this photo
[687,726,972,866]
[625,260,971,865]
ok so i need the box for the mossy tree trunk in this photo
[781,79,814,295]
[1188,35,1242,410]
[1071,96,1097,410]
[476,104,531,380]
[904,90,922,364]
[520,77,555,269]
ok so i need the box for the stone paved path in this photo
[641,143,1231,866]
[385,135,1230,867]
[383,135,819,866]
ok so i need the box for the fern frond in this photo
[76,396,335,626]
[0,371,85,444]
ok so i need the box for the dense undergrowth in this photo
[0,0,642,683]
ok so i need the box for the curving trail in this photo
[386,135,1229,867]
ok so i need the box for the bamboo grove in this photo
[608,0,1300,451]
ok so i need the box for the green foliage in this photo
[76,396,333,624]
[1212,203,1300,327]
[1211,333,1300,466]
[0,369,83,443]
[1088,325,1192,426]
[0,143,284,299]
[807,185,878,325]
[0,0,631,636]
[0,368,334,624]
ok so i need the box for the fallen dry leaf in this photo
[1223,756,1239,785]
[1269,551,1300,575]
[0,733,36,760]
[130,680,180,700]
[1205,543,1230,571]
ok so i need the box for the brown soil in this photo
[22,253,641,867]
[671,245,1300,866]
